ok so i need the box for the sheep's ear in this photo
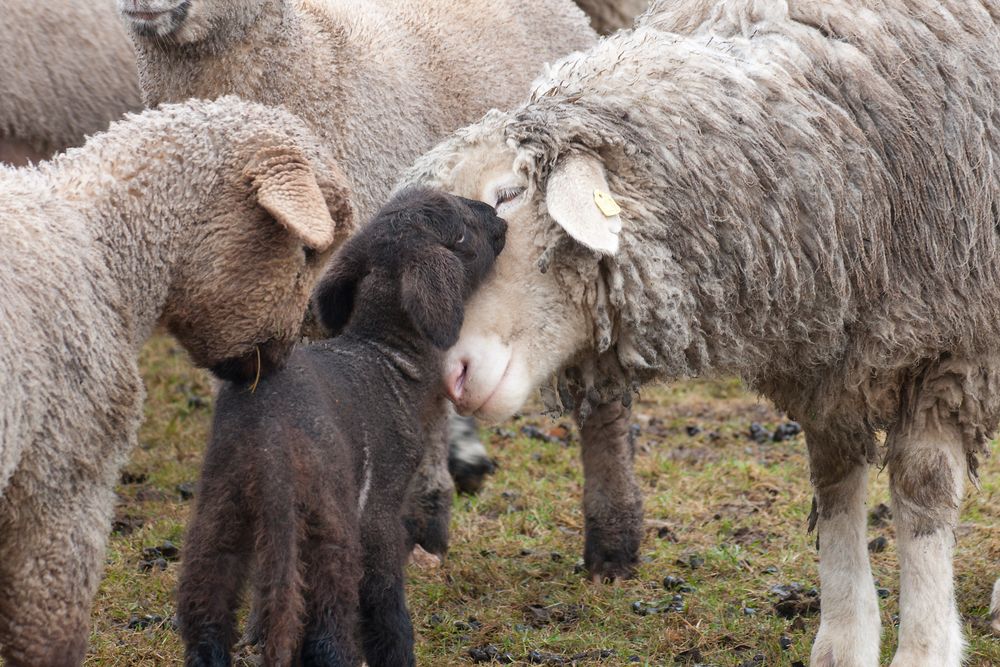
[312,242,368,335]
[401,247,465,349]
[245,145,344,251]
[545,154,622,255]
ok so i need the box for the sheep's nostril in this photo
[446,361,468,403]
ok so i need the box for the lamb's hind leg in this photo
[577,398,643,581]
[299,510,363,666]
[176,486,252,667]
[887,413,966,667]
[807,423,880,667]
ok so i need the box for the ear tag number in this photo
[593,189,622,217]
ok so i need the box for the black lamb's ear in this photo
[400,246,465,349]
[312,240,369,335]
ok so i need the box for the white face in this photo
[432,141,619,421]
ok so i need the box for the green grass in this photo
[85,336,1000,665]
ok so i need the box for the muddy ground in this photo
[85,336,1000,665]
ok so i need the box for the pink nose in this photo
[445,359,468,404]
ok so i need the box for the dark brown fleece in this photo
[177,189,506,667]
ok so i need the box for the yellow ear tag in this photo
[593,189,622,217]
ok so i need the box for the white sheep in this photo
[574,0,651,33]
[0,96,352,665]
[401,1,1000,665]
[0,0,141,164]
[119,0,601,555]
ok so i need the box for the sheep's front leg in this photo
[577,398,643,581]
[358,514,415,667]
[991,579,1000,635]
[887,418,966,667]
[0,485,114,667]
[807,425,880,667]
[402,409,453,557]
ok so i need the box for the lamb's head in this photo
[313,188,507,350]
[401,119,624,421]
[161,100,354,384]
[118,0,267,44]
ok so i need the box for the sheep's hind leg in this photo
[991,578,1000,635]
[0,486,113,667]
[887,416,966,667]
[299,510,363,666]
[577,398,643,581]
[806,424,880,667]
[176,487,253,667]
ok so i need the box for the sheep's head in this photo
[162,112,354,385]
[312,188,507,350]
[403,129,622,421]
[118,0,267,44]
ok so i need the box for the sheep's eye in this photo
[494,186,526,208]
[303,246,318,262]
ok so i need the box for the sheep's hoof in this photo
[408,545,443,569]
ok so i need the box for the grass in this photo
[84,335,1000,665]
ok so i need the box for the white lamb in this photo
[0,96,351,665]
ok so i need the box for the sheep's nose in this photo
[445,358,468,403]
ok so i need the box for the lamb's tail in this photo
[254,479,306,666]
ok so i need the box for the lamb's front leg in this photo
[887,417,966,667]
[0,484,114,667]
[806,424,880,667]
[358,513,415,667]
[576,398,643,581]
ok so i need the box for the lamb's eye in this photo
[494,186,526,208]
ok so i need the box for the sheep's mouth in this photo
[209,338,292,386]
[125,1,191,37]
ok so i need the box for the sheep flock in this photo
[3,0,1000,665]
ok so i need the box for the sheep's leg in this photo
[402,408,453,557]
[177,487,252,666]
[577,398,643,581]
[0,486,113,667]
[299,512,363,666]
[806,425,880,667]
[991,578,1000,635]
[887,417,966,667]
[358,515,415,667]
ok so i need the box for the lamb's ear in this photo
[401,247,465,349]
[245,144,342,251]
[545,154,622,255]
[312,241,369,335]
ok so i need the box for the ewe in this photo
[179,189,506,667]
[402,1,1000,664]
[0,96,350,666]
[118,0,598,553]
[0,0,140,164]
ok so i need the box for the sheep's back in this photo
[0,0,141,157]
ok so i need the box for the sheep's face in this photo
[163,138,353,385]
[118,0,265,44]
[430,143,602,421]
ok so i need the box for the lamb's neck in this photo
[341,323,440,390]
[49,136,213,349]
[137,0,301,107]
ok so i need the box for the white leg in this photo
[888,423,965,667]
[991,578,1000,635]
[810,463,881,667]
